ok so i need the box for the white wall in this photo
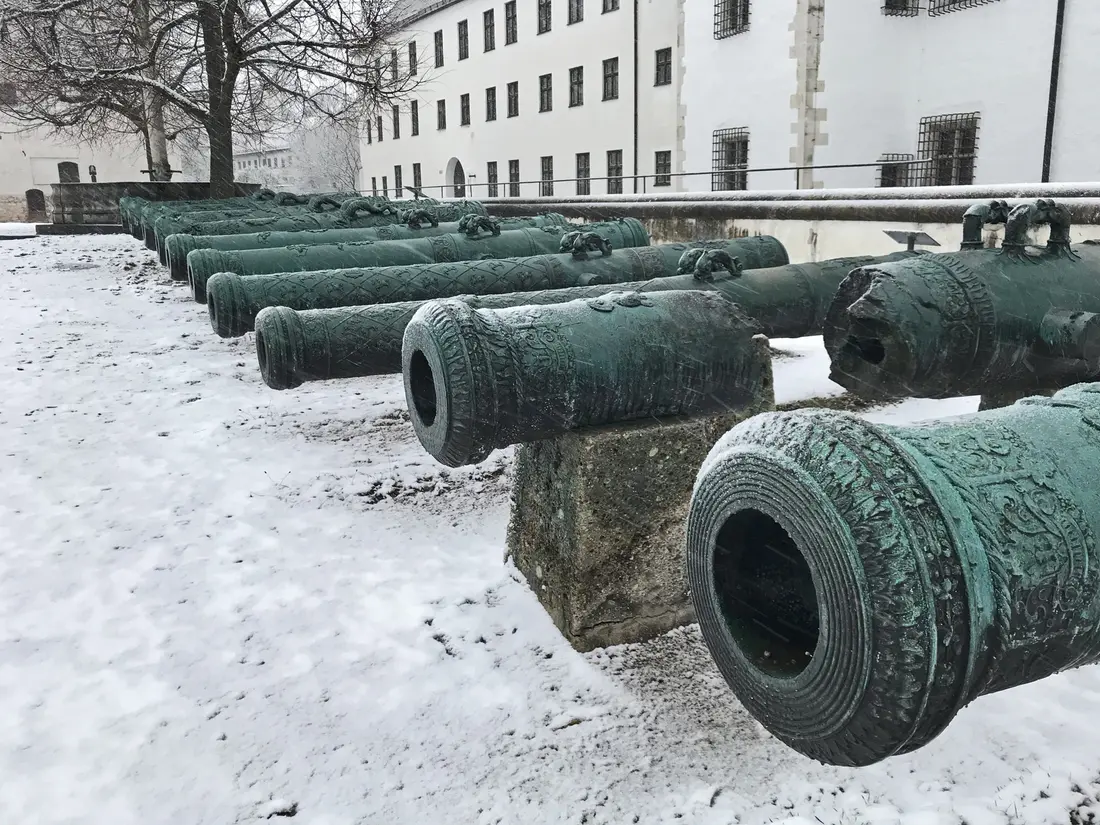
[684,0,1095,192]
[361,0,683,199]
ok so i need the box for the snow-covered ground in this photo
[0,222,36,238]
[2,235,1098,825]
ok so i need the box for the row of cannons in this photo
[121,190,1100,768]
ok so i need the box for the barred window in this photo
[371,177,378,196]
[437,99,447,130]
[569,0,584,24]
[877,153,914,188]
[539,73,553,113]
[484,9,496,51]
[505,1,518,43]
[929,0,1001,16]
[458,20,469,60]
[411,100,420,136]
[607,149,623,194]
[655,48,672,86]
[917,112,979,186]
[576,152,591,195]
[394,166,403,198]
[382,176,388,197]
[541,156,554,196]
[409,42,418,75]
[882,0,919,16]
[509,159,520,197]
[487,161,499,197]
[602,57,619,100]
[569,66,584,107]
[390,49,398,80]
[603,0,619,10]
[486,87,497,121]
[392,105,401,139]
[711,127,749,191]
[507,81,519,117]
[376,115,383,142]
[460,93,471,125]
[654,151,672,187]
[413,163,422,190]
[434,30,444,67]
[538,0,552,34]
[714,0,749,39]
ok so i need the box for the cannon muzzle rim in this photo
[188,249,239,304]
[255,306,307,390]
[207,271,254,339]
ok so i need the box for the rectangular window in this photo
[539,74,553,112]
[917,112,980,186]
[458,20,469,60]
[382,176,388,198]
[505,0,518,43]
[883,0,919,15]
[394,165,403,198]
[538,0,552,34]
[576,152,590,195]
[711,127,749,191]
[371,176,378,196]
[541,155,554,196]
[606,149,623,194]
[375,56,383,84]
[603,0,619,10]
[366,124,372,145]
[654,150,672,187]
[877,153,914,187]
[602,57,619,100]
[376,115,383,142]
[569,0,584,24]
[392,105,401,139]
[409,41,418,75]
[437,99,447,130]
[509,159,520,196]
[434,30,444,67]
[714,0,750,39]
[507,81,519,117]
[486,87,497,121]
[460,93,471,125]
[391,49,399,80]
[569,66,584,107]
[929,0,999,16]
[487,161,499,197]
[655,48,672,86]
[413,162,422,190]
[411,100,420,136]
[484,10,496,51]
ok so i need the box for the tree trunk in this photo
[198,3,236,197]
[206,113,235,198]
[146,96,173,182]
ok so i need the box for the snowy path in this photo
[1,236,1099,825]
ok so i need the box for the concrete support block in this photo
[506,348,775,652]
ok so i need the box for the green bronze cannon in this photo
[122,188,277,238]
[402,291,771,467]
[164,213,569,281]
[206,236,789,337]
[824,200,1100,401]
[254,250,917,390]
[686,381,1100,766]
[187,219,649,302]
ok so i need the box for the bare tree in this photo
[0,0,419,194]
[291,119,362,192]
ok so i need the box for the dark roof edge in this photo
[398,0,468,26]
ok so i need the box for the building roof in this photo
[397,0,467,25]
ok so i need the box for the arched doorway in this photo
[445,157,466,198]
[24,189,46,221]
[57,161,80,183]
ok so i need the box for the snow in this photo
[0,223,36,237]
[2,234,1098,824]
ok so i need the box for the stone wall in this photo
[48,181,262,225]
[0,195,25,222]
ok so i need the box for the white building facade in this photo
[360,0,686,199]
[684,0,1100,192]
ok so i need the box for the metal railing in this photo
[364,157,954,200]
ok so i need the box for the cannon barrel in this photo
[187,219,650,302]
[163,213,569,281]
[207,236,789,338]
[825,200,1100,399]
[402,291,770,467]
[686,382,1100,766]
[254,251,915,390]
[124,189,278,238]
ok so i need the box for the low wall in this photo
[48,181,262,225]
[0,195,25,222]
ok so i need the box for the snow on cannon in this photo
[163,212,570,281]
[824,199,1100,404]
[125,187,280,240]
[207,235,790,338]
[186,218,650,303]
[685,381,1100,766]
[253,249,920,390]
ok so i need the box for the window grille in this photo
[538,0,552,34]
[376,115,383,142]
[603,0,619,10]
[409,42,418,75]
[929,0,1000,16]
[714,0,749,39]
[486,87,497,121]
[371,177,377,196]
[539,74,553,112]
[877,153,914,188]
[507,81,519,117]
[487,162,499,197]
[607,149,623,194]
[711,127,749,191]
[460,93,471,125]
[882,0,919,16]
[916,112,979,185]
[390,49,398,80]
[458,20,469,59]
[655,48,672,86]
[411,101,419,136]
[569,67,584,107]
[541,156,554,196]
[434,30,444,67]
[509,159,521,196]
[576,153,591,195]
[569,0,584,24]
[505,1,518,43]
[413,163,422,190]
[382,176,388,197]
[394,166,403,198]
[392,105,400,139]
[654,151,672,187]
[602,57,619,100]
[437,99,447,130]
[484,10,496,51]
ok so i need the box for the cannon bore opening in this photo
[409,350,438,427]
[713,509,819,678]
[845,335,886,365]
